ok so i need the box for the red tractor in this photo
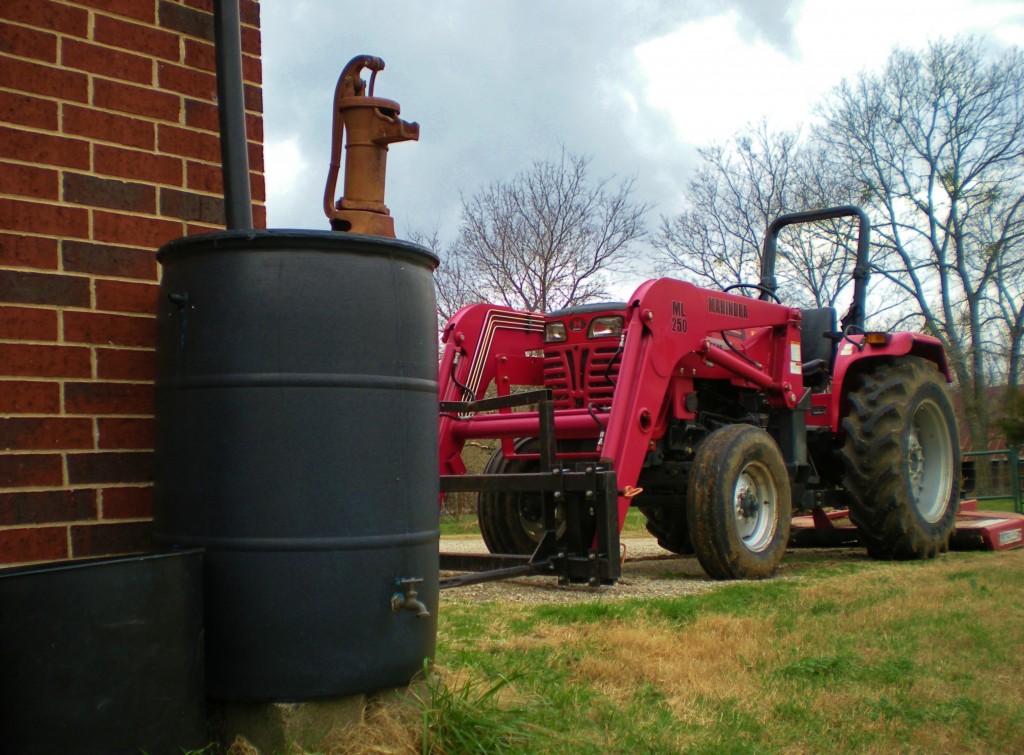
[437,206,960,583]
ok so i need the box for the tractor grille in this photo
[543,345,621,410]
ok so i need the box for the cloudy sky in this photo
[261,0,1024,267]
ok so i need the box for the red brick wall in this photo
[0,0,265,565]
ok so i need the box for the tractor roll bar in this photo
[759,205,871,334]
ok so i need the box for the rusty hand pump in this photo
[323,55,419,237]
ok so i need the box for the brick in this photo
[63,173,156,213]
[0,526,68,564]
[0,3,88,37]
[183,0,213,11]
[185,222,224,235]
[71,520,152,557]
[94,14,179,61]
[67,451,152,485]
[64,311,155,348]
[241,25,260,57]
[0,199,89,239]
[158,0,213,40]
[0,90,58,130]
[65,382,154,415]
[243,81,262,114]
[0,418,93,451]
[96,348,155,381]
[158,123,220,162]
[101,485,153,518]
[0,23,57,62]
[252,204,267,229]
[0,306,57,341]
[0,489,97,526]
[246,112,263,142]
[62,105,154,150]
[184,38,214,73]
[95,280,158,314]
[242,52,261,85]
[62,38,152,85]
[0,453,63,487]
[93,78,181,122]
[0,344,91,378]
[0,162,58,200]
[94,211,182,249]
[160,187,224,225]
[0,55,88,102]
[94,144,183,185]
[158,61,216,100]
[0,381,60,414]
[62,240,157,280]
[184,97,218,132]
[0,234,57,270]
[247,138,263,173]
[186,160,221,193]
[75,0,156,23]
[239,0,260,27]
[0,125,89,169]
[251,172,266,204]
[0,270,90,307]
[97,418,153,449]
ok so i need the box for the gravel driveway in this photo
[439,536,871,605]
[440,536,723,605]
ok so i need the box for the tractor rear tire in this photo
[840,357,959,559]
[476,441,554,555]
[638,502,693,555]
[476,439,601,555]
[687,424,792,580]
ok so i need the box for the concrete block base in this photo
[215,695,368,754]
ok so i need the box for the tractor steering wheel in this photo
[722,283,782,304]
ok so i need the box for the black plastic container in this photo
[0,550,206,755]
[154,230,440,700]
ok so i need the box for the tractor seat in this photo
[800,307,838,384]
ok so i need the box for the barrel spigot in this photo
[391,577,430,619]
[323,55,419,238]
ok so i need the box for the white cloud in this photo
[634,0,1024,147]
[635,11,800,144]
[263,137,308,199]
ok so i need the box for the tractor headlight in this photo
[588,316,623,339]
[544,321,567,343]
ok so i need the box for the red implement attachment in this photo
[791,500,1024,552]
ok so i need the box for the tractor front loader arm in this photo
[596,287,673,530]
[438,304,545,477]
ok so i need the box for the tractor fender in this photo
[827,332,952,433]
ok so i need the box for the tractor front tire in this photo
[840,357,959,559]
[687,424,792,579]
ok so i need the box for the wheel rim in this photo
[517,497,566,543]
[907,399,954,523]
[733,460,779,552]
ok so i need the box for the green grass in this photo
[421,549,1024,753]
[441,505,654,539]
[970,496,1022,513]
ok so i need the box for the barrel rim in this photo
[157,229,439,269]
[0,548,203,580]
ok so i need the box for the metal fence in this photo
[963,446,1023,514]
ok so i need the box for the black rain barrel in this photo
[154,230,440,701]
[0,550,206,755]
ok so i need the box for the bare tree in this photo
[815,38,1024,449]
[655,122,873,311]
[657,122,796,291]
[443,150,650,313]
